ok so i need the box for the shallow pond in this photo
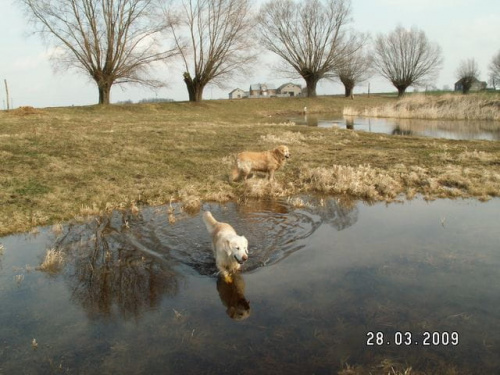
[286,114,500,141]
[1,197,499,374]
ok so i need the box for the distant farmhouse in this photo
[277,83,302,97]
[228,88,246,99]
[228,82,302,99]
[249,83,277,97]
[454,77,487,92]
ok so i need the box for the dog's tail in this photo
[202,211,218,234]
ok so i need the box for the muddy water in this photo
[287,114,500,141]
[0,198,499,374]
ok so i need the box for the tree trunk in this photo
[98,82,112,105]
[304,76,318,98]
[344,85,354,99]
[462,81,472,94]
[396,85,408,97]
[184,72,205,102]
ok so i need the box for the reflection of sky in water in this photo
[290,115,500,141]
[0,198,499,373]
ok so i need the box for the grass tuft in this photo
[38,248,65,274]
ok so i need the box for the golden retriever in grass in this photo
[203,211,248,283]
[232,145,290,181]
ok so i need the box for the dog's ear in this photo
[224,239,233,255]
[241,236,248,247]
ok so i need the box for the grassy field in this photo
[1,94,499,236]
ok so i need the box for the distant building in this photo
[228,88,247,99]
[277,83,302,97]
[228,82,304,99]
[454,77,487,92]
[249,83,277,98]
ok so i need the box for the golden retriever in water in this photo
[232,145,290,181]
[203,211,248,282]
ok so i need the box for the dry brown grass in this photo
[1,95,499,235]
[38,248,65,274]
[344,93,500,121]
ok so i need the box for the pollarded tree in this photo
[20,0,179,105]
[489,50,500,90]
[168,0,257,102]
[373,26,443,97]
[258,0,353,97]
[456,58,480,94]
[334,32,372,98]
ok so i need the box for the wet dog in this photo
[202,211,248,282]
[232,145,291,181]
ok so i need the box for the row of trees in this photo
[19,0,499,104]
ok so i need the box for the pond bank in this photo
[1,95,499,236]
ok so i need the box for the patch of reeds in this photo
[38,248,65,274]
[298,164,402,200]
[344,93,500,121]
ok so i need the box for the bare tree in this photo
[20,0,179,105]
[456,58,480,94]
[258,0,354,97]
[334,32,372,98]
[489,50,500,90]
[373,26,443,97]
[168,0,256,102]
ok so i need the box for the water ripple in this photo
[56,198,358,277]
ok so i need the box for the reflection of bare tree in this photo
[391,126,413,136]
[216,273,250,321]
[345,117,354,130]
[54,212,180,320]
[303,196,359,231]
[304,115,319,126]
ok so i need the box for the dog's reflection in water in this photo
[216,273,251,321]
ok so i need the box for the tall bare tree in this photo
[258,0,353,97]
[20,0,179,105]
[373,26,443,97]
[168,0,256,102]
[489,50,500,90]
[456,58,480,94]
[334,32,372,98]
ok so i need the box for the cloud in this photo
[11,47,65,71]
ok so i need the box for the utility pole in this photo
[4,79,9,110]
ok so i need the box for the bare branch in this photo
[167,0,257,102]
[373,26,443,97]
[333,32,372,98]
[455,58,481,94]
[488,50,500,90]
[258,0,352,97]
[20,0,179,104]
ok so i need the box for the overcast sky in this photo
[1,0,499,108]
